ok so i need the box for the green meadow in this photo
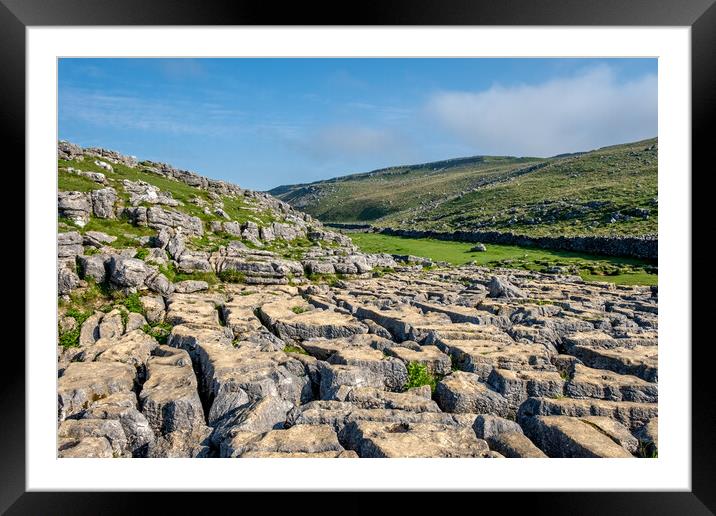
[348,232,657,286]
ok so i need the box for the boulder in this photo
[384,345,451,376]
[77,391,155,457]
[435,371,511,417]
[58,436,114,458]
[174,280,209,294]
[58,419,130,457]
[140,295,166,324]
[147,425,214,458]
[140,346,205,435]
[58,361,136,420]
[58,191,91,227]
[487,275,526,299]
[564,363,658,403]
[108,256,152,289]
[78,312,103,347]
[77,254,109,283]
[90,187,117,218]
[145,271,174,296]
[521,415,633,458]
[58,266,80,296]
[488,432,547,458]
[341,420,491,458]
[259,299,368,341]
[77,329,158,381]
[97,309,124,340]
[223,425,349,458]
[326,348,408,392]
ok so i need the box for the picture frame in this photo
[4,0,713,512]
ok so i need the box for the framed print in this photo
[4,0,714,513]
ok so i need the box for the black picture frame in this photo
[3,0,713,513]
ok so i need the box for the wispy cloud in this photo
[59,88,244,136]
[282,124,414,164]
[425,66,657,157]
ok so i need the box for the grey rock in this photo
[90,187,117,218]
[488,275,526,299]
[58,418,130,457]
[98,309,124,340]
[78,391,155,457]
[472,414,523,440]
[488,431,547,458]
[58,266,80,295]
[140,295,166,324]
[58,191,92,227]
[78,312,103,347]
[83,231,116,247]
[435,371,511,418]
[109,256,152,289]
[145,271,174,296]
[521,415,633,458]
[140,346,205,435]
[173,280,210,294]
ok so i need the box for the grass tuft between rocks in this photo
[404,362,437,393]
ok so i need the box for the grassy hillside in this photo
[272,155,542,222]
[271,138,657,237]
[58,153,310,261]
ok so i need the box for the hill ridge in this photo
[271,137,658,239]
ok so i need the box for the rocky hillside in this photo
[56,142,658,459]
[271,138,657,238]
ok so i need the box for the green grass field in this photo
[349,232,657,286]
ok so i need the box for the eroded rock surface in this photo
[57,143,657,458]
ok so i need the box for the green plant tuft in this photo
[404,362,437,393]
[121,292,144,314]
[58,308,93,349]
[142,321,173,344]
[283,344,308,355]
[217,269,246,283]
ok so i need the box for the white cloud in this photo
[425,66,657,157]
[285,124,411,162]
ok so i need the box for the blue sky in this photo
[59,58,657,191]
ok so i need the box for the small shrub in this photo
[59,308,92,349]
[175,271,219,286]
[637,440,658,458]
[121,292,144,314]
[134,248,149,260]
[307,273,342,287]
[283,344,308,355]
[159,263,178,282]
[404,362,437,393]
[142,321,173,344]
[291,305,309,314]
[118,307,129,329]
[218,269,246,283]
